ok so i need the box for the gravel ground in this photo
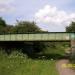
[56,59,75,75]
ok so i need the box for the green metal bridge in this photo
[0,32,75,56]
[0,32,75,41]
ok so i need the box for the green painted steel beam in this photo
[0,33,75,41]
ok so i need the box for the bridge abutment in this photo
[71,40,75,59]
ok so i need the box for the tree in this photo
[13,21,41,33]
[2,25,14,33]
[0,17,7,27]
[0,17,7,34]
[66,22,75,32]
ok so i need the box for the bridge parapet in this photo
[0,32,74,41]
[0,32,75,58]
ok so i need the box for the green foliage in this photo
[0,17,7,27]
[0,17,7,34]
[3,25,14,33]
[0,19,42,34]
[13,21,41,33]
[0,51,58,75]
[66,22,75,32]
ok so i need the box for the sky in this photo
[0,0,75,32]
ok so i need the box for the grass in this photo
[0,50,59,75]
[43,45,65,55]
[0,42,69,75]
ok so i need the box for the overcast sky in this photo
[0,0,75,32]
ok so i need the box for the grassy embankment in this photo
[0,42,69,75]
[0,50,58,75]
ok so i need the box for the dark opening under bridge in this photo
[0,32,75,56]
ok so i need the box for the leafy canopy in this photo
[66,22,75,32]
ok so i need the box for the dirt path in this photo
[56,59,75,75]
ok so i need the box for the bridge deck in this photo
[0,33,75,41]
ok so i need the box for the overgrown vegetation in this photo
[66,22,75,32]
[0,50,59,75]
[0,42,69,75]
